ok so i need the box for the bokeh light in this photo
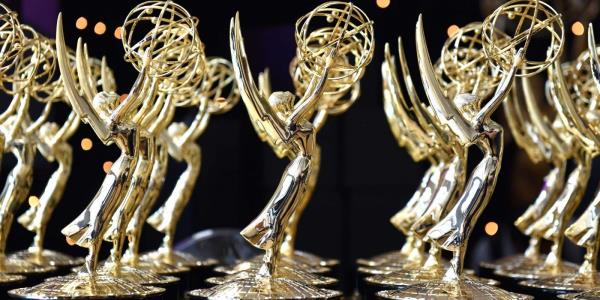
[28,196,39,207]
[114,26,122,40]
[447,24,459,37]
[75,17,87,30]
[103,161,113,173]
[94,22,106,35]
[485,221,499,236]
[81,138,93,151]
[376,0,390,9]
[572,21,584,36]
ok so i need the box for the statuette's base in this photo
[0,274,25,298]
[494,260,579,280]
[9,249,84,269]
[140,250,217,268]
[480,254,545,278]
[0,256,55,275]
[558,289,600,299]
[8,273,165,299]
[206,265,338,287]
[72,263,179,285]
[359,267,497,299]
[0,273,25,284]
[481,254,544,271]
[125,259,190,275]
[377,277,532,299]
[366,268,499,287]
[215,254,329,275]
[292,250,339,267]
[520,272,600,296]
[357,250,403,267]
[71,263,181,299]
[188,276,342,299]
[140,250,217,290]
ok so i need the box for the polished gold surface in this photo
[517,23,600,294]
[558,289,600,300]
[141,57,239,269]
[70,261,180,285]
[362,28,470,277]
[484,49,576,275]
[376,0,563,298]
[206,266,337,287]
[10,273,165,298]
[214,254,329,275]
[0,14,63,278]
[0,0,593,299]
[189,277,342,299]
[365,267,499,288]
[377,277,532,300]
[193,2,373,298]
[99,1,206,280]
[357,250,405,267]
[10,42,104,271]
[12,1,208,297]
[140,248,217,269]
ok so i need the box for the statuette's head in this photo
[93,93,119,120]
[269,91,295,117]
[39,122,59,141]
[455,93,481,118]
[167,122,188,138]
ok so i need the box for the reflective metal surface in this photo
[193,2,373,298]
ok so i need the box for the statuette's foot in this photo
[377,277,532,299]
[8,273,165,299]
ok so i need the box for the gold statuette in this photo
[481,74,574,274]
[83,1,206,290]
[140,57,238,270]
[377,0,563,299]
[10,44,104,271]
[191,2,373,299]
[365,24,507,293]
[492,72,582,280]
[9,1,206,298]
[0,23,60,278]
[519,24,600,296]
[485,31,580,278]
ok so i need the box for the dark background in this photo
[1,0,600,292]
